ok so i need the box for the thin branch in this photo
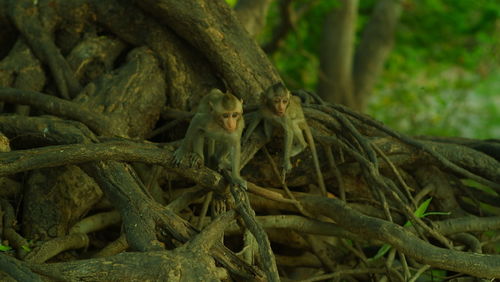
[230,185,280,282]
[324,103,500,191]
[300,195,500,278]
[0,88,113,136]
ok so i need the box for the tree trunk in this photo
[317,0,358,109]
[318,0,402,111]
[353,0,402,110]
[136,0,282,103]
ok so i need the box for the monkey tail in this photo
[304,127,327,196]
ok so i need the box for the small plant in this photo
[370,198,450,260]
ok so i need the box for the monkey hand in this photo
[231,176,247,190]
[173,149,203,168]
[290,143,307,157]
[173,148,185,166]
[282,159,293,173]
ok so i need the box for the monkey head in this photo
[210,92,243,133]
[263,82,290,117]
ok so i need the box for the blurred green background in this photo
[230,0,499,139]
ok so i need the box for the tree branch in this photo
[0,88,114,136]
[300,195,500,279]
[135,0,281,103]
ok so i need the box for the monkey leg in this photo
[290,127,308,157]
[215,145,231,171]
[290,142,307,157]
[219,166,247,190]
[242,112,261,144]
[229,173,247,189]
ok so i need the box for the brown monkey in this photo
[174,89,246,188]
[244,83,326,195]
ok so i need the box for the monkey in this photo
[174,89,246,188]
[243,83,327,195]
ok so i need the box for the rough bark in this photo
[136,0,282,103]
[0,0,499,281]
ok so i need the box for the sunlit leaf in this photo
[0,245,12,252]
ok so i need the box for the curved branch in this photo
[8,0,81,99]
[0,140,225,191]
[28,251,223,281]
[81,160,263,280]
[0,88,114,136]
[323,104,500,191]
[134,0,281,103]
[300,195,500,279]
[0,254,42,282]
[434,216,500,236]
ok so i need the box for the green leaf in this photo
[414,197,432,218]
[404,197,433,227]
[21,245,31,252]
[0,244,12,252]
[225,0,237,7]
[371,198,450,260]
[423,211,451,217]
[371,244,392,260]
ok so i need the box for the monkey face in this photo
[264,83,290,117]
[270,96,289,117]
[219,111,241,132]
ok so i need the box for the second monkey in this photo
[244,83,326,195]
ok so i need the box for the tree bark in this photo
[353,0,402,110]
[0,0,499,281]
[136,0,281,102]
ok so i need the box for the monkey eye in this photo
[231,112,239,118]
[282,99,288,104]
[222,113,230,118]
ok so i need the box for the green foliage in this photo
[260,0,499,138]
[371,198,449,260]
[368,0,500,138]
[225,0,237,8]
[261,0,341,90]
[0,244,12,252]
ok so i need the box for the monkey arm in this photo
[282,119,294,174]
[191,132,205,166]
[174,114,206,166]
[263,119,274,141]
[230,141,247,189]
[290,121,308,157]
[206,138,216,167]
[242,112,262,144]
